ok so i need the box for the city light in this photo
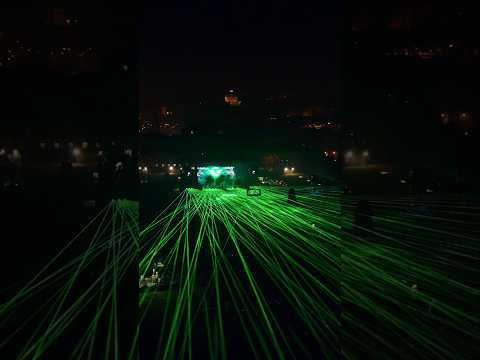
[12,149,21,160]
[72,147,81,162]
[169,166,174,171]
[284,167,289,172]
[363,150,369,157]
[72,147,81,157]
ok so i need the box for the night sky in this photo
[140,1,340,108]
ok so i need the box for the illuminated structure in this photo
[224,90,242,106]
[197,166,235,189]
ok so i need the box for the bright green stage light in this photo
[209,169,222,178]
[197,166,235,188]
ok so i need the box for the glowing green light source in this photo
[209,168,222,178]
[198,166,235,188]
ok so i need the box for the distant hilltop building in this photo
[224,90,242,106]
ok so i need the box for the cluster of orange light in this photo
[224,95,241,106]
[324,149,337,158]
[302,122,335,130]
[440,112,473,127]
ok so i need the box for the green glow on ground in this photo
[1,187,479,359]
[139,187,480,359]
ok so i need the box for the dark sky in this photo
[140,1,340,109]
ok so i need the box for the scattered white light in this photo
[345,150,353,159]
[363,150,369,157]
[291,167,295,171]
[284,167,289,172]
[12,149,21,160]
[124,148,133,156]
[0,149,5,156]
[169,166,174,171]
[82,142,88,149]
[400,179,407,184]
[72,147,81,157]
[123,65,128,71]
[252,170,256,174]
[40,142,46,149]
[138,166,142,171]
[143,166,148,172]
[426,188,433,193]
